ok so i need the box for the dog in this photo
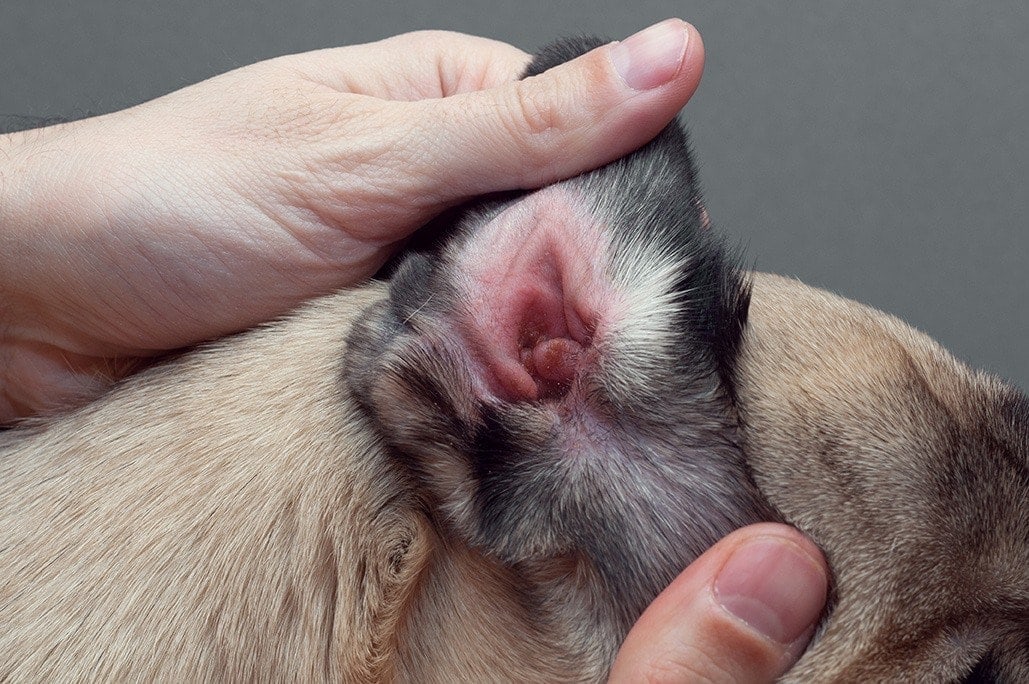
[1,37,1025,682]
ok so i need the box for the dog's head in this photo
[739,272,1028,682]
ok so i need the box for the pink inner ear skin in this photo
[452,187,617,404]
[530,338,583,385]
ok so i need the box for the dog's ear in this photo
[1001,388,1029,446]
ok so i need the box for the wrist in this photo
[0,121,107,415]
[0,129,38,421]
[1,122,78,313]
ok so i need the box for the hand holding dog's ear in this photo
[0,21,702,421]
[610,524,828,683]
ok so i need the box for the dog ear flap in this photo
[999,389,1029,455]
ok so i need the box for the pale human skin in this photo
[0,20,828,682]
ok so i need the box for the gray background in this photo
[2,1,1026,389]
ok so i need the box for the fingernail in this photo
[610,19,688,91]
[713,537,828,644]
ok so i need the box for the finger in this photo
[283,30,531,99]
[608,524,828,684]
[403,18,706,198]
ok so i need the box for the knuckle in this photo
[511,79,566,139]
[496,80,576,183]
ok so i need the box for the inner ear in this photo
[445,187,623,403]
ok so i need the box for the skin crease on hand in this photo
[0,19,829,682]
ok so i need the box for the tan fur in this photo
[740,273,1028,682]
[1,275,1025,681]
[0,284,595,682]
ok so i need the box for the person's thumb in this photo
[412,18,705,199]
[609,523,829,684]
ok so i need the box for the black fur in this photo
[961,649,1001,684]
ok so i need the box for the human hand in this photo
[0,19,704,422]
[610,524,829,683]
